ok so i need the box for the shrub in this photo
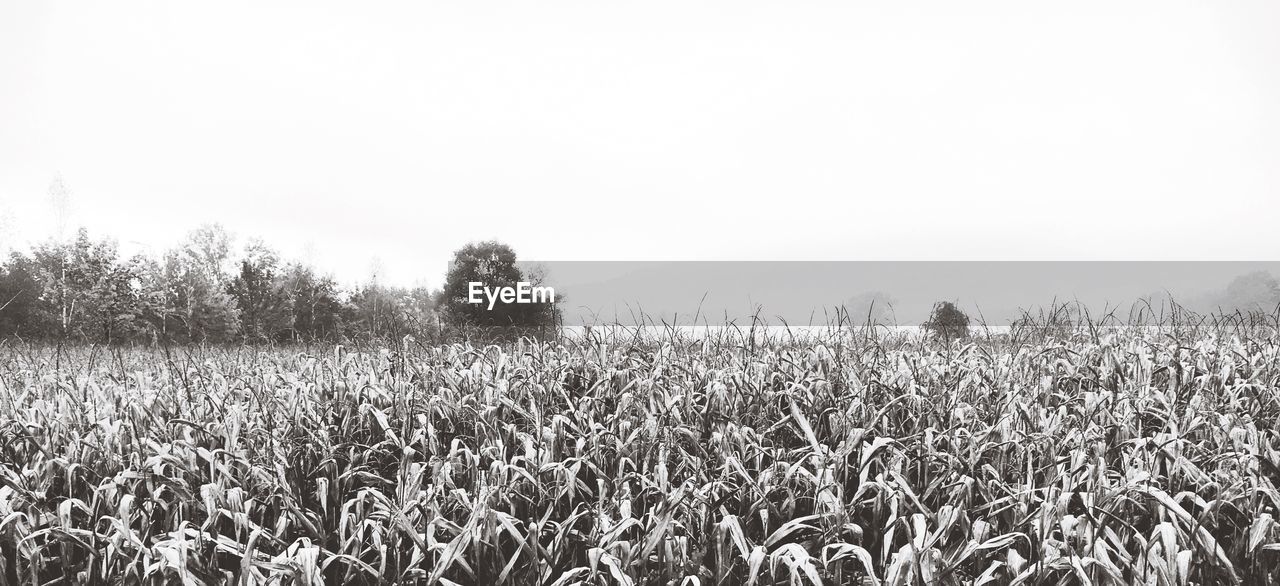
[924,300,970,339]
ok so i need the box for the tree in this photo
[343,283,408,340]
[227,240,293,342]
[25,229,144,341]
[281,263,344,341]
[158,226,240,342]
[0,252,51,337]
[0,229,152,342]
[843,291,896,326]
[1221,271,1280,312]
[438,241,558,329]
[48,175,72,240]
[924,301,970,339]
[182,224,235,285]
[392,285,439,338]
[130,254,175,341]
[94,253,152,342]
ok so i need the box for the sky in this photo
[1,1,1277,288]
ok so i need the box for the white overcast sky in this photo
[1,1,1277,287]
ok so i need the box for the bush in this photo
[924,300,970,339]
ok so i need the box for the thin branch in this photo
[0,290,20,313]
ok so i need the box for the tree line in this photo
[0,225,557,344]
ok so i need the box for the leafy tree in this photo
[228,240,293,342]
[1221,271,1280,312]
[400,286,440,336]
[438,241,558,329]
[843,291,895,326]
[181,223,235,284]
[924,301,970,339]
[0,252,51,337]
[25,229,144,341]
[0,228,560,343]
[281,263,344,341]
[158,226,240,342]
[342,283,433,341]
[129,254,176,341]
[94,254,153,342]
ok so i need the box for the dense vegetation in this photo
[0,227,556,344]
[2,322,1279,584]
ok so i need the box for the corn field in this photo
[2,328,1280,585]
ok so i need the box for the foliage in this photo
[342,282,435,341]
[227,240,293,343]
[0,252,50,336]
[159,245,241,342]
[281,263,345,342]
[1221,271,1280,312]
[843,291,896,326]
[12,229,151,341]
[923,301,971,339]
[438,241,558,330]
[0,226,544,344]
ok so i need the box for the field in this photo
[2,327,1279,585]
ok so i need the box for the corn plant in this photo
[1,325,1279,584]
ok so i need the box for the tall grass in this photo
[1,324,1279,584]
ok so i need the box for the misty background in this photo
[534,261,1280,326]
